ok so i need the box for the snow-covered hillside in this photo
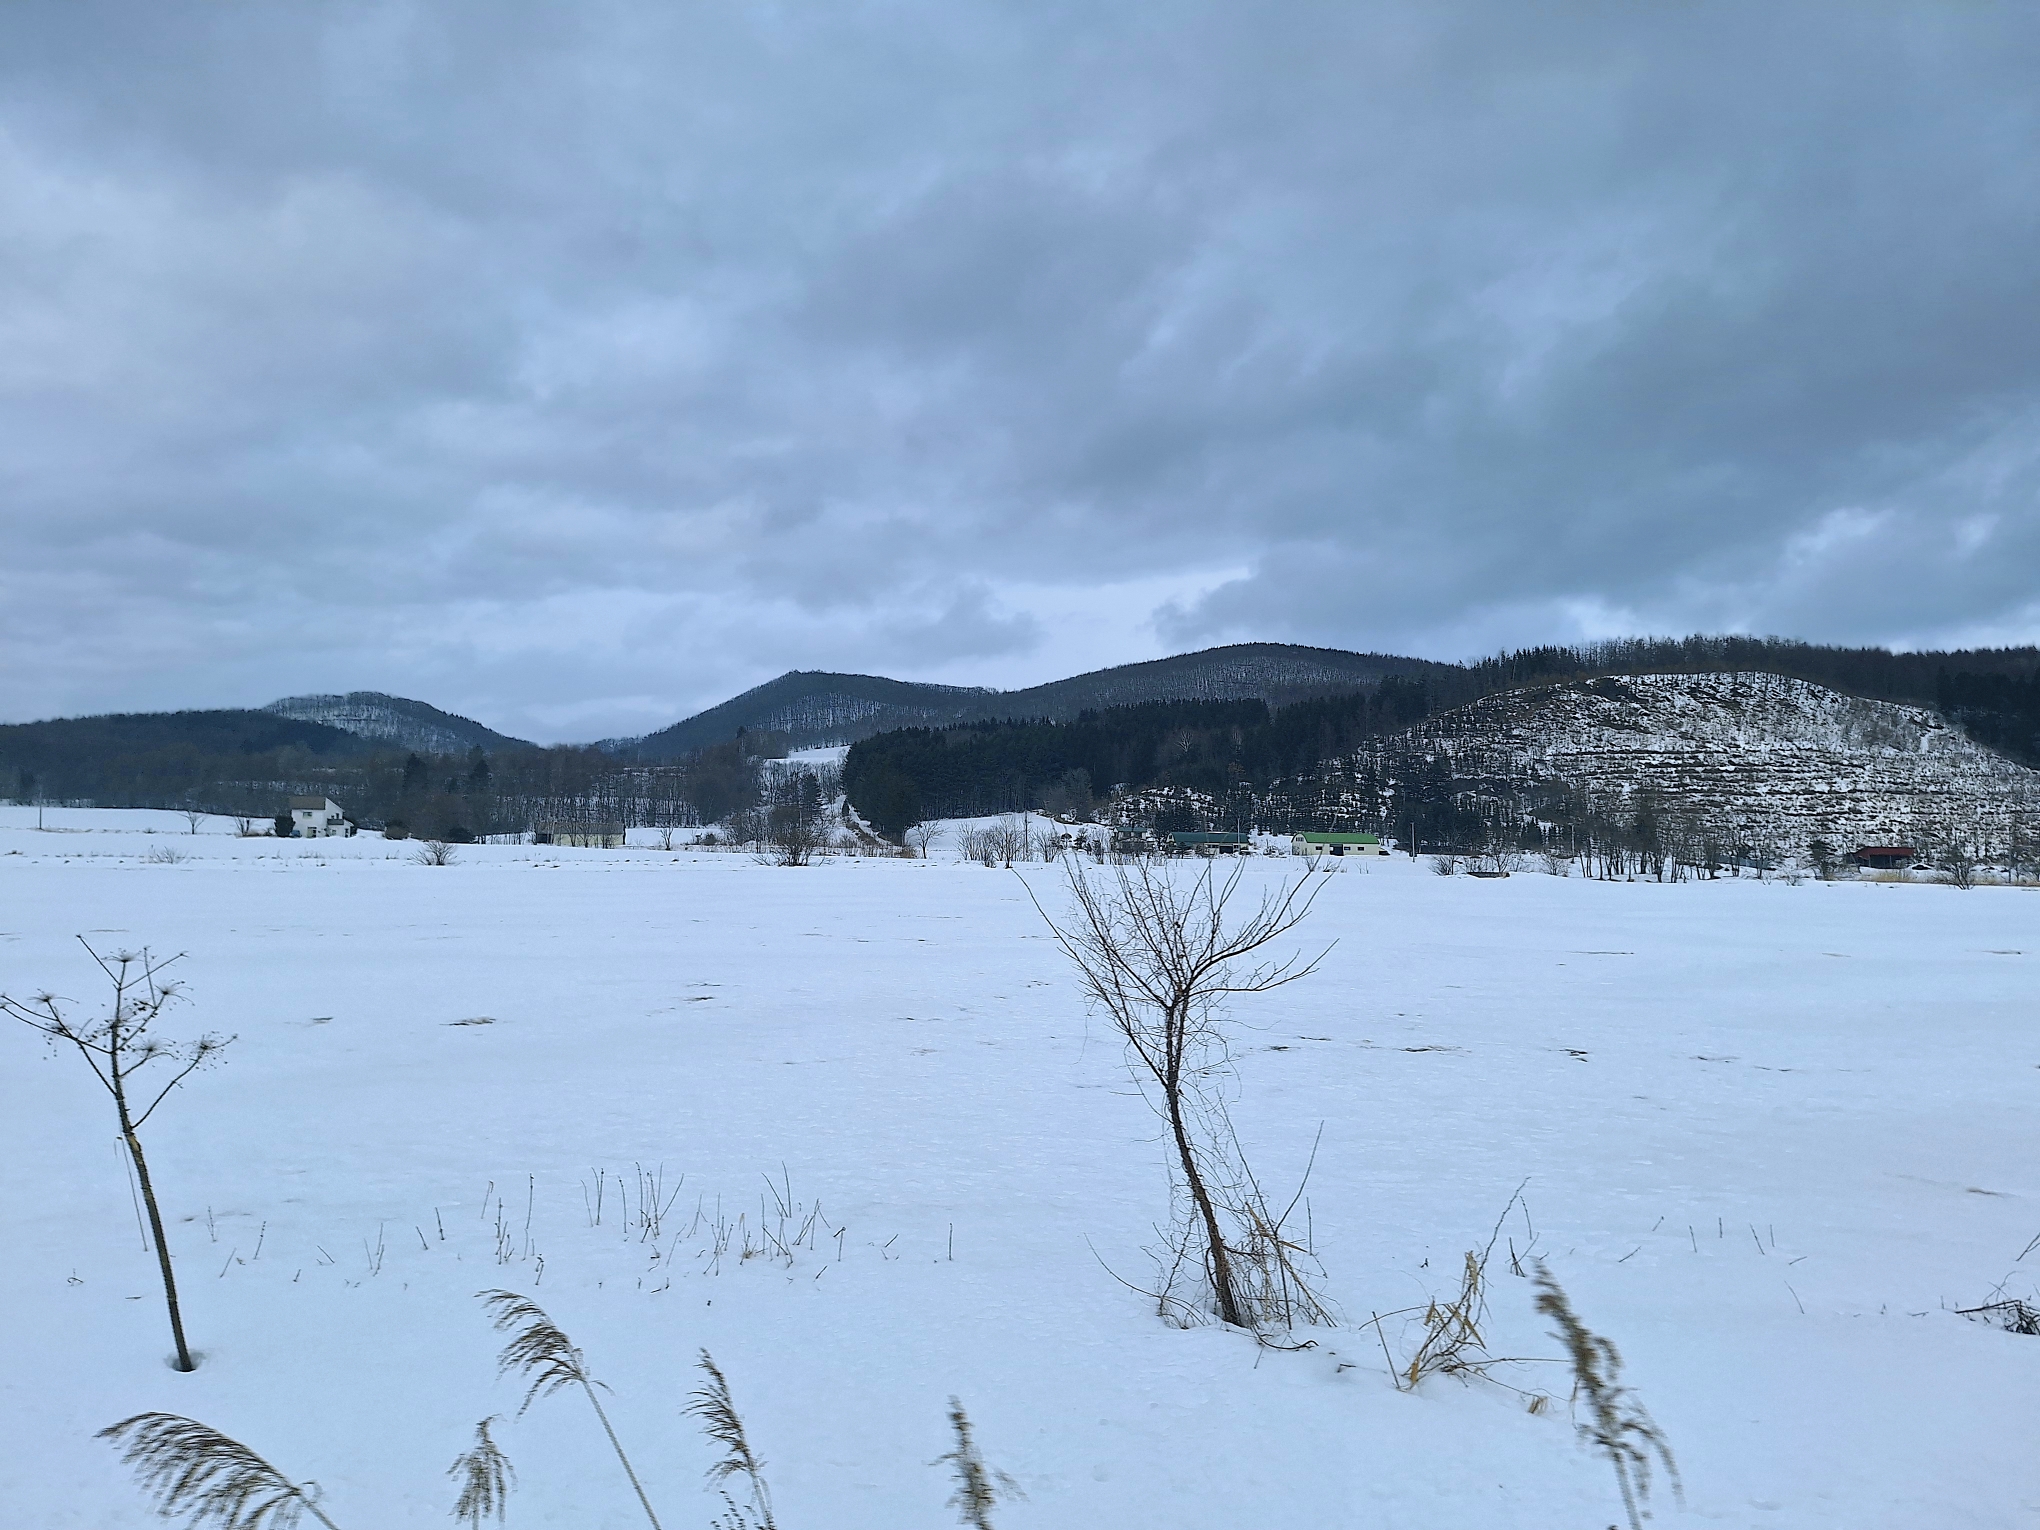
[264,692,529,755]
[1359,672,2037,855]
[3,808,2039,1527]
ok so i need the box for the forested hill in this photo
[842,639,2040,837]
[619,643,1450,756]
[0,709,376,806]
[842,682,1432,835]
[629,636,2040,761]
[264,691,533,754]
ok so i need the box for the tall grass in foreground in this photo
[1533,1264,1679,1530]
[685,1351,777,1530]
[448,1417,516,1527]
[98,1413,341,1530]
[934,1399,1023,1529]
[481,1288,664,1529]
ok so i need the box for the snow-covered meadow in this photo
[3,806,2038,1527]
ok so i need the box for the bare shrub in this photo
[934,1398,1022,1529]
[655,826,678,851]
[234,817,263,837]
[1031,858,1331,1332]
[147,845,190,865]
[412,840,459,867]
[100,1413,340,1530]
[1533,1264,1679,1530]
[481,1290,663,1528]
[765,771,826,866]
[1429,855,1457,876]
[983,816,1029,867]
[4,943,228,1371]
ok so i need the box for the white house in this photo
[290,796,352,838]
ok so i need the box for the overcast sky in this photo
[3,3,2037,742]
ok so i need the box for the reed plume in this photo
[98,1412,340,1530]
[479,1288,663,1529]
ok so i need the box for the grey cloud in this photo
[2,2,2038,739]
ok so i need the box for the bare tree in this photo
[1029,859,1330,1331]
[3,942,231,1371]
[765,771,826,867]
[181,808,206,836]
[904,822,937,859]
[2010,809,2036,885]
[983,816,1029,868]
[1931,817,1988,890]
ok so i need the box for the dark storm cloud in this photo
[3,2,2037,740]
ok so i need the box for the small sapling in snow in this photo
[1030,858,1332,1334]
[1532,1264,1679,1530]
[3,940,230,1371]
[480,1289,664,1528]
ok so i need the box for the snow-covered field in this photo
[4,807,2038,1527]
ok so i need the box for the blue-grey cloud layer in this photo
[3,2,2037,740]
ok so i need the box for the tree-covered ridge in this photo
[842,683,1433,837]
[842,639,2040,841]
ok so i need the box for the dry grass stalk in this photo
[1956,1297,2040,1335]
[479,1289,663,1529]
[934,1399,1022,1529]
[685,1351,777,1530]
[99,1413,340,1530]
[1399,1249,1491,1388]
[448,1416,516,1528]
[1394,1185,1531,1389]
[1532,1264,1679,1530]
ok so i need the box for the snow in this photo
[4,808,2040,1527]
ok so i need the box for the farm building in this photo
[1292,832,1386,857]
[289,797,353,838]
[534,821,626,848]
[1168,831,1251,854]
[1852,845,1920,870]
